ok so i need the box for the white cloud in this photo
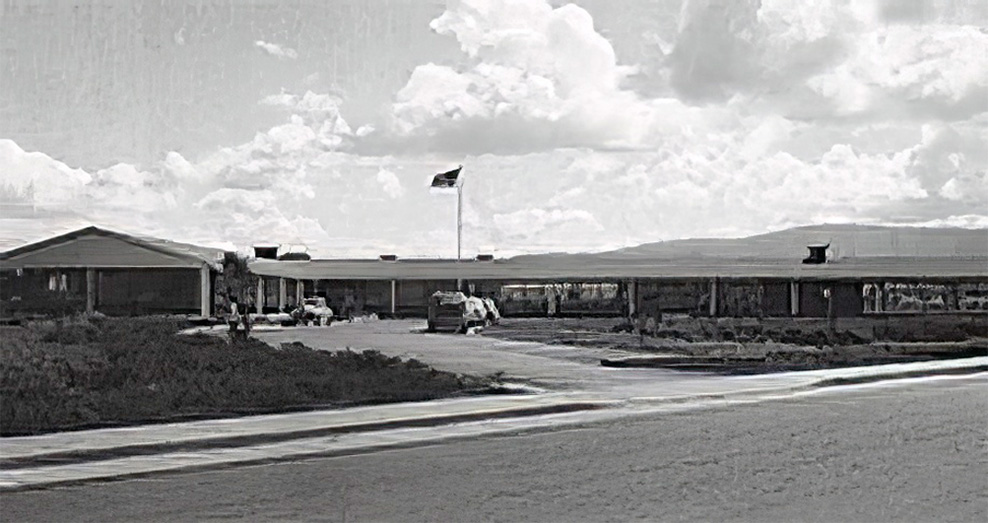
[376,169,404,199]
[390,0,655,151]
[939,172,987,202]
[804,24,988,116]
[0,139,92,207]
[493,207,603,241]
[3,1,987,256]
[254,40,298,60]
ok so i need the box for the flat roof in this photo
[249,224,988,281]
[248,256,988,282]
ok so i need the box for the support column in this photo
[790,281,800,317]
[391,280,396,315]
[709,278,718,317]
[256,278,264,315]
[296,280,305,306]
[199,264,210,317]
[627,279,637,318]
[278,278,287,310]
[86,268,96,314]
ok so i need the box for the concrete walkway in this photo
[2,320,985,491]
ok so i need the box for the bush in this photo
[0,317,485,436]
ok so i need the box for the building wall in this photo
[248,273,986,322]
[717,280,763,317]
[498,282,623,317]
[0,268,86,316]
[395,279,457,316]
[640,280,710,317]
[296,278,456,317]
[799,281,863,318]
[98,268,201,314]
[0,267,203,316]
[760,282,791,317]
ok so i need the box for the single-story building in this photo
[247,226,988,320]
[0,226,224,317]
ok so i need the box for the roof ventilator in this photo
[802,243,829,264]
[253,245,279,260]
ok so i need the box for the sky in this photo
[0,0,986,257]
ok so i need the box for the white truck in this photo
[301,297,334,325]
[427,291,500,333]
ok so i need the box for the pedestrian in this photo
[344,290,355,322]
[546,286,557,317]
[228,298,241,341]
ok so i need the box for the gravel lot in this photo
[2,376,984,522]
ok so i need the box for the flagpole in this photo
[431,164,465,291]
[456,182,463,261]
[456,178,463,291]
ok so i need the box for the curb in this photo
[2,364,983,492]
[0,402,607,471]
[805,364,987,388]
[623,365,988,407]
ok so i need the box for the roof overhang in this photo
[0,226,225,271]
[247,256,988,282]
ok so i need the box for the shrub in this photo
[0,318,485,436]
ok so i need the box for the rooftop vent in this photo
[476,254,494,262]
[253,245,279,260]
[379,254,398,262]
[802,243,830,265]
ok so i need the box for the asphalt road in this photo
[250,321,811,398]
[2,376,984,522]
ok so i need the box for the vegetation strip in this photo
[0,403,605,471]
[6,364,983,471]
[1,316,490,436]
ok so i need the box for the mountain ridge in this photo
[509,224,988,262]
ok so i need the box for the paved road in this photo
[252,321,802,398]
[256,320,642,389]
[2,376,984,522]
[252,320,983,402]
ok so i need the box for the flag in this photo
[431,165,462,188]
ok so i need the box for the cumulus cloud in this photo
[376,169,404,199]
[2,0,986,256]
[0,139,92,207]
[254,40,298,60]
[0,89,366,252]
[667,0,988,120]
[389,0,655,151]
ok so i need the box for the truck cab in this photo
[427,291,491,333]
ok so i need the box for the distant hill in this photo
[510,224,988,264]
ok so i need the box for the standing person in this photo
[228,298,241,341]
[546,286,557,317]
[344,289,356,322]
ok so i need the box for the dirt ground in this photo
[2,376,984,522]
[483,317,987,373]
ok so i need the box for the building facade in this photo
[0,227,224,317]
